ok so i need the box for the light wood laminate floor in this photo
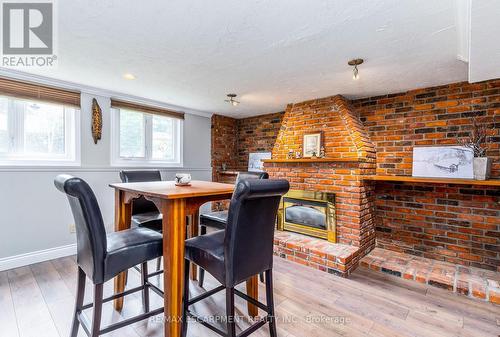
[1,256,499,337]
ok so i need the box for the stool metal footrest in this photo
[76,278,163,337]
[188,285,226,306]
[184,282,273,337]
[186,309,271,337]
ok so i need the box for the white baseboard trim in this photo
[0,243,77,271]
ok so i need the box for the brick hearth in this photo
[361,248,500,305]
[273,231,359,277]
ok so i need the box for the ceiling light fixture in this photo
[123,73,136,80]
[225,93,240,106]
[348,58,364,80]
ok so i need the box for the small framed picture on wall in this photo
[302,132,322,158]
[248,152,272,172]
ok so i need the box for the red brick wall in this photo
[211,112,284,175]
[211,115,238,181]
[352,79,500,271]
[236,112,284,170]
[374,182,500,271]
[211,79,500,272]
[352,79,500,177]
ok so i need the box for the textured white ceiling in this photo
[12,0,473,117]
[469,0,500,83]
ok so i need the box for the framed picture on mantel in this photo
[412,146,474,179]
[303,132,322,157]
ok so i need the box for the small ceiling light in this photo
[348,58,364,80]
[225,93,240,106]
[123,73,136,80]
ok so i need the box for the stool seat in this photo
[199,211,227,230]
[131,212,163,231]
[105,227,163,282]
[185,230,225,284]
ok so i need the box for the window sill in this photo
[0,160,81,167]
[110,161,184,168]
[0,165,210,172]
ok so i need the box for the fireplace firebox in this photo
[277,190,336,243]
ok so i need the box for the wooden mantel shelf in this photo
[218,170,239,175]
[363,175,500,187]
[263,158,365,163]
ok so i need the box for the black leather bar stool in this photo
[119,170,163,231]
[55,175,164,337]
[198,171,269,287]
[182,179,290,337]
[120,170,163,271]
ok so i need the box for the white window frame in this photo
[110,107,183,167]
[0,96,81,167]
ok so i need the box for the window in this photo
[111,107,182,166]
[0,95,80,166]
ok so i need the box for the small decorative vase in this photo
[473,157,491,180]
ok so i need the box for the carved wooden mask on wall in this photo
[91,98,102,144]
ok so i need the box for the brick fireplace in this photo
[264,95,377,276]
[211,78,500,283]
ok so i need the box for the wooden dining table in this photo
[109,180,260,337]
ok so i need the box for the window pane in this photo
[152,115,175,160]
[0,98,8,153]
[120,109,145,158]
[23,102,65,155]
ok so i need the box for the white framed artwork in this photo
[248,152,272,172]
[412,146,474,179]
[302,132,322,158]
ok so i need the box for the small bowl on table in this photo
[175,173,191,186]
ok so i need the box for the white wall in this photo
[0,92,212,268]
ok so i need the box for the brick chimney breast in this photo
[264,94,377,263]
[271,95,376,161]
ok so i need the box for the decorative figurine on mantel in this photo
[319,146,326,158]
[295,151,302,159]
[311,151,317,159]
[288,149,294,159]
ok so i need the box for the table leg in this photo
[113,190,132,311]
[189,210,199,281]
[162,199,187,337]
[246,276,259,317]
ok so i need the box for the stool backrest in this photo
[224,179,289,286]
[54,175,107,283]
[119,170,161,214]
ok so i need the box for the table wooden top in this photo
[109,180,235,199]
